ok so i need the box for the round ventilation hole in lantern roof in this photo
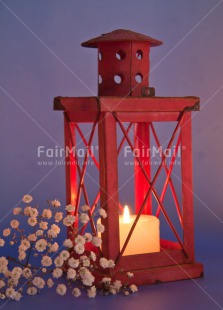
[98,52,102,61]
[114,74,123,84]
[98,75,102,84]
[135,73,143,83]
[116,50,126,60]
[136,50,143,60]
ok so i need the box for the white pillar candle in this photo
[119,206,160,256]
[97,205,160,256]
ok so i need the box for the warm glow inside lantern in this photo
[54,29,203,285]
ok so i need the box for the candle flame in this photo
[123,205,131,223]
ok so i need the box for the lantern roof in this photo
[81,29,163,48]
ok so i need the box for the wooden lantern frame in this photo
[54,29,203,285]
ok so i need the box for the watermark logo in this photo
[124,145,181,158]
[37,146,98,158]
[36,145,182,166]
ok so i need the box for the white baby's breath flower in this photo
[63,239,73,248]
[65,204,75,212]
[41,255,52,267]
[0,257,8,268]
[10,220,19,229]
[8,277,19,287]
[3,269,10,278]
[108,259,115,268]
[63,215,76,226]
[56,284,67,296]
[0,280,5,289]
[79,267,95,286]
[14,292,22,301]
[127,272,134,278]
[74,243,85,255]
[0,266,7,275]
[79,213,89,224]
[0,239,5,247]
[124,291,129,296]
[81,205,90,212]
[22,194,33,203]
[60,250,70,261]
[92,236,102,247]
[13,207,22,215]
[42,209,52,219]
[72,287,81,297]
[18,244,29,253]
[51,224,60,234]
[90,251,96,262]
[32,277,45,289]
[35,239,47,252]
[102,277,111,283]
[20,239,31,250]
[39,221,48,230]
[24,206,31,216]
[47,229,58,239]
[47,278,54,288]
[97,223,105,233]
[110,288,117,295]
[27,286,37,295]
[75,235,85,245]
[130,284,138,293]
[67,268,76,280]
[49,242,59,253]
[52,268,63,278]
[28,234,37,242]
[82,258,90,267]
[68,257,79,268]
[3,228,11,237]
[29,208,38,218]
[99,257,109,268]
[36,230,44,237]
[51,199,61,208]
[11,267,22,279]
[82,275,95,287]
[5,287,16,299]
[87,286,96,298]
[54,256,64,267]
[99,258,115,269]
[18,251,26,261]
[22,268,32,279]
[55,212,63,222]
[28,217,37,227]
[99,208,107,218]
[113,280,122,291]
[83,233,92,242]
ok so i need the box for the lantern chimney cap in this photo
[81,29,163,48]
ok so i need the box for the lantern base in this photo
[115,262,204,286]
[94,262,203,286]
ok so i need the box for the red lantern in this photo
[54,29,203,285]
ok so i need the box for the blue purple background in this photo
[0,0,223,309]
